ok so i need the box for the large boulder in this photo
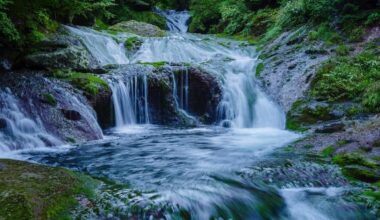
[0,71,105,148]
[110,20,166,37]
[106,63,222,126]
[24,32,100,71]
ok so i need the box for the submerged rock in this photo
[110,20,166,37]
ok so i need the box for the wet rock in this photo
[61,109,82,121]
[109,20,166,37]
[342,165,380,183]
[0,118,7,129]
[258,28,332,112]
[0,71,103,145]
[24,32,99,71]
[315,122,345,133]
[87,86,113,129]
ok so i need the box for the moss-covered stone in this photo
[42,93,57,107]
[255,63,264,77]
[51,69,110,96]
[0,159,99,220]
[124,36,143,50]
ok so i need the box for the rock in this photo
[110,20,166,37]
[87,86,113,129]
[61,109,82,121]
[0,159,99,219]
[315,122,345,133]
[0,118,7,129]
[0,71,104,145]
[24,33,99,71]
[342,165,380,183]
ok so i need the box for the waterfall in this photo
[65,26,129,65]
[132,30,285,129]
[107,75,150,127]
[156,9,191,33]
[0,89,62,151]
[171,67,189,111]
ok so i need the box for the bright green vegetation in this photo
[311,43,380,112]
[138,61,167,68]
[43,93,57,107]
[255,63,264,77]
[124,36,142,50]
[51,69,110,96]
[0,159,99,220]
[189,0,379,45]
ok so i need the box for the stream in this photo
[0,10,376,220]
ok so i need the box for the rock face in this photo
[24,30,100,71]
[258,27,332,112]
[0,71,105,147]
[110,20,166,37]
[106,63,222,126]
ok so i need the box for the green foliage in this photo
[365,12,380,26]
[311,49,380,112]
[0,0,20,46]
[189,0,222,33]
[110,5,166,29]
[307,24,342,45]
[335,44,350,56]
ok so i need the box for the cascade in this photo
[65,26,129,65]
[0,89,62,151]
[155,9,191,33]
[107,75,150,127]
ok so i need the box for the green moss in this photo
[138,61,167,68]
[321,145,336,157]
[94,18,109,30]
[124,36,142,50]
[333,153,377,168]
[0,159,99,220]
[255,63,264,77]
[51,70,110,96]
[43,93,57,107]
[307,24,342,45]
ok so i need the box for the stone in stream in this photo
[109,20,166,37]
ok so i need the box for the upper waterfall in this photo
[156,9,191,33]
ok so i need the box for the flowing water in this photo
[0,10,375,220]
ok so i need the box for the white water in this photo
[65,26,129,65]
[0,89,62,151]
[132,33,285,128]
[156,9,191,33]
[108,75,150,127]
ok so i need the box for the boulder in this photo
[110,20,166,37]
[61,109,82,121]
[24,33,99,71]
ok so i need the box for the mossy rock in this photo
[342,165,380,183]
[124,36,143,50]
[0,159,99,220]
[109,20,166,37]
